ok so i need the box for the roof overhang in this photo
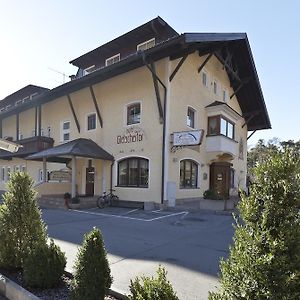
[26,138,114,163]
[1,33,271,131]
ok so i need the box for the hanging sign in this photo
[172,129,204,146]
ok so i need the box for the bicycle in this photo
[97,189,119,208]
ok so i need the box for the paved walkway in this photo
[43,207,234,300]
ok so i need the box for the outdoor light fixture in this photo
[0,139,22,153]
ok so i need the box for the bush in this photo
[209,149,300,299]
[128,266,179,300]
[0,172,47,269]
[203,189,224,200]
[23,239,66,288]
[71,227,112,300]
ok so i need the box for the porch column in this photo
[71,155,76,197]
[42,157,47,182]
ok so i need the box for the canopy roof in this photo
[26,138,114,162]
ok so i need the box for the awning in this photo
[26,138,114,163]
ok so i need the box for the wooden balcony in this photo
[0,136,54,159]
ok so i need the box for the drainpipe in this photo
[142,53,167,205]
[110,160,114,192]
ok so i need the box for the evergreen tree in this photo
[209,149,300,299]
[71,227,112,300]
[0,171,47,269]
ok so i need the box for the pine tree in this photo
[71,227,112,300]
[209,149,300,299]
[0,171,47,269]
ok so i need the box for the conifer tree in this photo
[71,227,112,300]
[0,171,47,269]
[209,149,300,299]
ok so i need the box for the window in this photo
[230,168,235,188]
[61,121,70,142]
[180,160,198,189]
[223,89,228,102]
[137,38,155,51]
[187,107,195,128]
[208,115,235,139]
[87,113,96,131]
[21,165,26,173]
[213,81,218,95]
[118,157,149,188]
[201,71,208,87]
[127,103,141,125]
[105,54,120,66]
[7,167,11,180]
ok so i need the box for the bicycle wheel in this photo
[97,196,106,209]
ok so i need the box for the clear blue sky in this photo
[0,0,299,146]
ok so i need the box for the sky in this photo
[0,0,299,146]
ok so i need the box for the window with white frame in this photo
[127,103,141,125]
[38,169,43,182]
[180,160,198,189]
[201,70,208,87]
[87,113,96,131]
[105,54,120,66]
[21,165,26,173]
[223,89,229,102]
[187,107,195,128]
[137,38,155,51]
[61,121,70,142]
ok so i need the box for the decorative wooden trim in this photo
[67,94,80,133]
[89,86,103,128]
[247,130,257,140]
[169,53,188,82]
[16,113,19,141]
[197,53,213,73]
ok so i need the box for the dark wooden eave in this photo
[1,33,271,131]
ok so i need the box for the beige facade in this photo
[0,18,270,205]
[0,54,248,203]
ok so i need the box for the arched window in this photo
[118,157,149,188]
[180,160,198,189]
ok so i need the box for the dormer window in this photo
[105,54,120,66]
[137,38,155,51]
[83,65,96,75]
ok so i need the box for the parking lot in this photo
[42,206,235,300]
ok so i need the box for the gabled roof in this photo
[0,85,49,107]
[1,31,271,131]
[70,16,178,70]
[26,138,114,162]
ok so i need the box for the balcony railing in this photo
[0,136,54,158]
[206,135,238,158]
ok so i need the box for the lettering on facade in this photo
[117,127,145,144]
[49,170,71,182]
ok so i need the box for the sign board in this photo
[172,130,204,146]
[49,170,71,182]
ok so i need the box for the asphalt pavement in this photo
[42,207,234,300]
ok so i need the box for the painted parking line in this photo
[70,209,188,222]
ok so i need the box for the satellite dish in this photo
[0,139,23,153]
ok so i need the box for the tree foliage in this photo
[209,149,300,299]
[0,172,47,269]
[71,227,112,300]
[128,266,179,300]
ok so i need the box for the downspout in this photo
[110,160,114,192]
[142,53,167,205]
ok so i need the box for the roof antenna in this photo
[48,67,67,84]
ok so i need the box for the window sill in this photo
[179,187,199,190]
[206,134,237,143]
[116,185,148,189]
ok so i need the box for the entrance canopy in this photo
[26,138,114,163]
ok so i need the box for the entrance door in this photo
[85,167,95,196]
[210,162,231,199]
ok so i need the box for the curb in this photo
[0,273,40,300]
[1,271,128,300]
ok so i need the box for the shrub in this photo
[128,265,179,300]
[23,239,66,288]
[0,172,47,269]
[203,189,224,200]
[71,227,112,300]
[209,149,300,299]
